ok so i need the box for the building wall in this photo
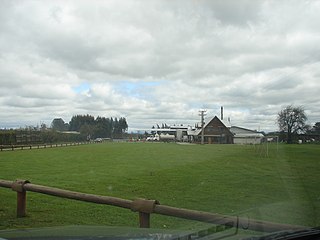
[234,137,263,145]
[201,117,233,144]
[204,135,233,144]
[230,126,264,145]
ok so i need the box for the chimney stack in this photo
[221,106,223,120]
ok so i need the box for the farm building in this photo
[188,116,234,144]
[142,110,265,144]
[229,126,264,144]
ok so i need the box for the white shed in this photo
[230,126,264,145]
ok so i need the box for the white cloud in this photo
[0,0,319,132]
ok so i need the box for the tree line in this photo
[0,129,86,145]
[0,114,128,145]
[51,114,128,139]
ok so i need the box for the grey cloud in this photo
[202,0,262,26]
[1,0,320,132]
[2,96,64,108]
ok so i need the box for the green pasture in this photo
[0,142,319,230]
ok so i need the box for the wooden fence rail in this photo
[0,179,306,232]
[0,142,93,151]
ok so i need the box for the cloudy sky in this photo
[1,0,319,132]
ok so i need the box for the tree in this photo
[277,105,307,143]
[312,122,320,134]
[94,116,111,138]
[69,114,95,131]
[68,114,128,139]
[79,124,94,140]
[119,117,128,134]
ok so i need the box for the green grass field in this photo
[0,142,319,230]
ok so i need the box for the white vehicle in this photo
[146,136,155,141]
[159,133,175,142]
[153,134,160,141]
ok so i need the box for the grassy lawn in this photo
[0,142,319,230]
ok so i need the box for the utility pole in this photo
[199,109,207,145]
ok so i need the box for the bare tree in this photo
[277,105,307,143]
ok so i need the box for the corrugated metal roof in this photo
[230,126,265,137]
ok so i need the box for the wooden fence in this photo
[0,179,306,232]
[0,141,93,151]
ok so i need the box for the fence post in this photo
[139,212,151,228]
[131,199,159,228]
[11,180,30,217]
